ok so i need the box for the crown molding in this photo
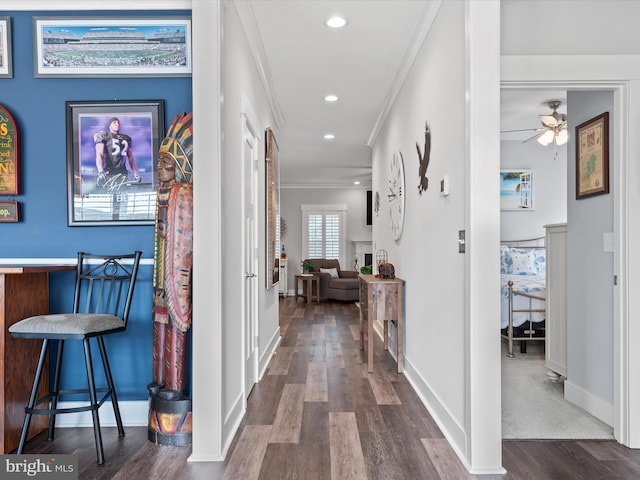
[3,0,190,10]
[367,0,442,147]
[233,0,285,128]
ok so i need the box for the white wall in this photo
[372,0,502,471]
[566,90,614,408]
[217,0,280,454]
[280,187,371,291]
[500,140,567,240]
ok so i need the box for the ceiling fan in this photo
[502,100,568,147]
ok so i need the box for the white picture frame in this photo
[500,169,534,211]
[0,17,13,78]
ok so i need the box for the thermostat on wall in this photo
[440,175,450,196]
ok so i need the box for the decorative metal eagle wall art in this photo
[416,121,431,195]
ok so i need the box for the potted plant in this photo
[360,265,372,275]
[301,260,315,273]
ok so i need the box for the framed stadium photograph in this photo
[33,17,191,77]
[65,99,165,226]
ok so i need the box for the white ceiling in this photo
[248,1,569,187]
[250,0,429,187]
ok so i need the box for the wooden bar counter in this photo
[0,264,75,453]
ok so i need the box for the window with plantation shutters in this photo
[301,205,347,268]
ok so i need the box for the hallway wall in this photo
[373,2,500,473]
[217,0,281,453]
[566,90,614,418]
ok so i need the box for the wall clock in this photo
[388,151,405,240]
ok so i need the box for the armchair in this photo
[304,258,359,302]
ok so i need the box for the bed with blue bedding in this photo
[500,242,546,357]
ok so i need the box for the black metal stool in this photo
[9,251,142,464]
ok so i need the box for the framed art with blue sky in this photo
[500,170,534,211]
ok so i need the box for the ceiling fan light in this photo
[326,16,347,28]
[537,130,555,146]
[540,115,559,127]
[555,129,568,145]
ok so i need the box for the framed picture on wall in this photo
[265,127,280,289]
[0,104,20,195]
[576,112,609,199]
[0,201,18,222]
[65,99,165,226]
[500,170,534,211]
[33,17,192,77]
[0,17,13,78]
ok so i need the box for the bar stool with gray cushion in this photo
[9,251,142,464]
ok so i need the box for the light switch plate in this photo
[440,175,450,196]
[603,232,613,252]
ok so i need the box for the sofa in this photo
[304,258,360,302]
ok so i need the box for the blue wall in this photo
[2,10,192,401]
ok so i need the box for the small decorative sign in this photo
[0,104,20,195]
[0,200,18,222]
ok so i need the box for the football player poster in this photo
[66,100,164,225]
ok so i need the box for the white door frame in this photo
[501,76,628,444]
[241,96,260,403]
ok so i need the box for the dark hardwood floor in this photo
[18,297,640,479]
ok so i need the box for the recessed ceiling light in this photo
[354,181,361,185]
[325,16,347,28]
[324,94,338,102]
[324,134,335,140]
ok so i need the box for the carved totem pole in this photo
[147,112,194,446]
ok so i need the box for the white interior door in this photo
[242,112,259,399]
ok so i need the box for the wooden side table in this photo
[359,274,405,373]
[294,274,319,304]
[0,264,76,453]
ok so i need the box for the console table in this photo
[359,274,405,373]
[0,264,75,453]
[294,274,319,304]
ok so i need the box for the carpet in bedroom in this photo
[501,341,614,440]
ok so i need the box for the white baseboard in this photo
[222,392,245,457]
[564,380,613,426]
[371,318,478,473]
[54,400,148,427]
[260,327,281,379]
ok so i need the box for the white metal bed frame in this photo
[500,236,546,358]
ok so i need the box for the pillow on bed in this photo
[509,247,537,275]
[320,267,339,279]
[533,250,546,276]
[500,245,511,274]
